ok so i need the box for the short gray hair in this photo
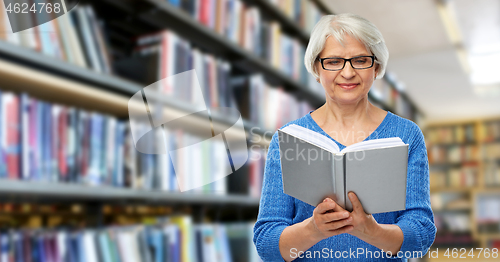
[304,13,389,80]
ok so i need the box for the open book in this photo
[278,124,409,214]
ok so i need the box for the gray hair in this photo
[304,13,389,80]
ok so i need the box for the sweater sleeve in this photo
[253,132,295,262]
[395,124,436,257]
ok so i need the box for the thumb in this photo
[348,192,365,213]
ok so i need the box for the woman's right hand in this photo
[307,198,354,241]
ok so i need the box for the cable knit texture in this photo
[253,111,436,261]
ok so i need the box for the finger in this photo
[348,192,365,213]
[326,225,354,237]
[325,216,353,230]
[323,210,350,223]
[315,198,337,214]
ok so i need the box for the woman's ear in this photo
[374,63,380,79]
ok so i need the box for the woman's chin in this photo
[327,93,366,105]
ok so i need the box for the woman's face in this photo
[316,35,378,105]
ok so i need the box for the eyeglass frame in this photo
[318,55,377,71]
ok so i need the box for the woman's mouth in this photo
[338,83,359,90]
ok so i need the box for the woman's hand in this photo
[346,192,404,254]
[346,192,381,241]
[307,198,354,241]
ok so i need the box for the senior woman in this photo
[253,13,436,261]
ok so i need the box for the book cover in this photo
[113,122,125,187]
[50,104,61,182]
[166,224,179,262]
[74,6,102,72]
[20,93,30,180]
[3,93,20,179]
[0,91,4,178]
[42,102,52,181]
[87,113,103,186]
[278,124,408,214]
[146,227,164,262]
[86,6,112,74]
[57,106,68,181]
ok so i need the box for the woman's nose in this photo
[340,61,356,79]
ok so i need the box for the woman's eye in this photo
[353,58,367,64]
[326,59,341,65]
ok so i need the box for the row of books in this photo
[0,91,265,195]
[434,212,471,233]
[268,0,324,33]
[489,240,500,249]
[370,79,396,108]
[430,193,470,211]
[426,124,476,145]
[162,0,321,93]
[393,91,415,120]
[480,120,500,143]
[369,79,415,119]
[448,166,478,188]
[429,165,478,189]
[428,144,479,164]
[0,217,261,262]
[476,196,500,224]
[429,171,448,189]
[232,74,314,131]
[432,232,475,248]
[118,30,315,132]
[483,142,500,160]
[0,3,112,73]
[118,30,235,109]
[484,160,500,187]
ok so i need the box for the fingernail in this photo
[343,213,349,218]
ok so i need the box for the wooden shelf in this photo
[0,0,417,124]
[0,50,272,147]
[102,0,420,119]
[427,118,500,248]
[0,179,260,206]
[100,0,325,107]
[428,141,478,147]
[431,187,478,193]
[244,0,311,43]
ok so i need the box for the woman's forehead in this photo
[320,35,370,57]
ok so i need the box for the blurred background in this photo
[0,0,498,261]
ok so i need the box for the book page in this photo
[341,137,405,153]
[280,124,340,153]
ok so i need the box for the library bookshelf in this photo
[426,117,500,252]
[0,0,421,260]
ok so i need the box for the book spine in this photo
[334,154,346,209]
[20,93,30,180]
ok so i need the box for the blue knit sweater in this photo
[253,111,436,261]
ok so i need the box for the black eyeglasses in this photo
[318,55,375,71]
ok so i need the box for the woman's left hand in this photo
[346,192,381,241]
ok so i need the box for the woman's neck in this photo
[321,96,373,129]
[311,97,387,146]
